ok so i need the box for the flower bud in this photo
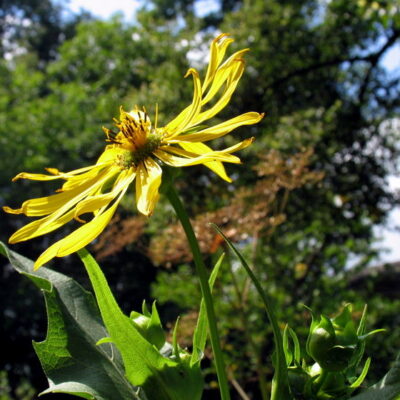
[131,302,165,350]
[306,305,358,372]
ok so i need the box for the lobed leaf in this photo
[0,241,139,400]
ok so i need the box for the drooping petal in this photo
[154,148,241,167]
[33,188,129,270]
[74,169,135,218]
[179,142,231,182]
[135,158,162,216]
[60,161,118,192]
[11,172,65,182]
[10,163,110,182]
[8,209,77,244]
[3,167,117,217]
[219,137,255,154]
[8,168,116,243]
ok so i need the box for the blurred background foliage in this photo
[0,0,399,399]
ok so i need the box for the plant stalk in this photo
[166,185,231,400]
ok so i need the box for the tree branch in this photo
[267,29,400,90]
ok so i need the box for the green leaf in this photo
[350,354,400,400]
[0,241,139,400]
[283,325,301,367]
[130,301,166,350]
[356,305,368,336]
[288,327,301,365]
[350,357,371,390]
[190,253,224,367]
[283,326,293,366]
[172,316,181,361]
[78,248,203,400]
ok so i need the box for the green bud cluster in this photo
[128,300,203,400]
[130,300,166,350]
[283,304,384,399]
[306,304,359,372]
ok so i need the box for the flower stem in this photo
[165,185,231,400]
[211,223,292,400]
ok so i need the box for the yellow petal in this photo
[202,33,234,93]
[9,209,76,244]
[11,172,65,182]
[160,145,243,161]
[4,169,115,217]
[8,168,115,243]
[135,159,162,216]
[172,112,264,143]
[165,68,202,137]
[11,163,109,182]
[3,206,24,215]
[74,169,135,217]
[179,142,231,182]
[220,137,255,153]
[96,145,125,164]
[193,60,245,125]
[60,163,118,192]
[201,49,248,106]
[154,148,241,167]
[34,188,127,270]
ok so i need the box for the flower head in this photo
[4,33,264,269]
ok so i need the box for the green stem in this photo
[227,252,269,400]
[211,224,292,400]
[315,369,330,396]
[165,185,231,400]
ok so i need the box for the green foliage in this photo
[211,223,291,400]
[0,240,212,399]
[191,253,225,367]
[0,371,35,400]
[152,264,200,309]
[0,241,138,400]
[285,305,386,399]
[130,301,166,350]
[78,249,204,400]
[351,354,400,400]
[1,0,400,397]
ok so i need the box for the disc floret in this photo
[103,107,163,168]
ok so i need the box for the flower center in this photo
[103,108,163,168]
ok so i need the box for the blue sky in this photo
[64,0,400,263]
[64,0,220,19]
[65,0,141,19]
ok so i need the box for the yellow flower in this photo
[4,33,264,270]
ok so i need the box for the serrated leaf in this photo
[0,241,139,400]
